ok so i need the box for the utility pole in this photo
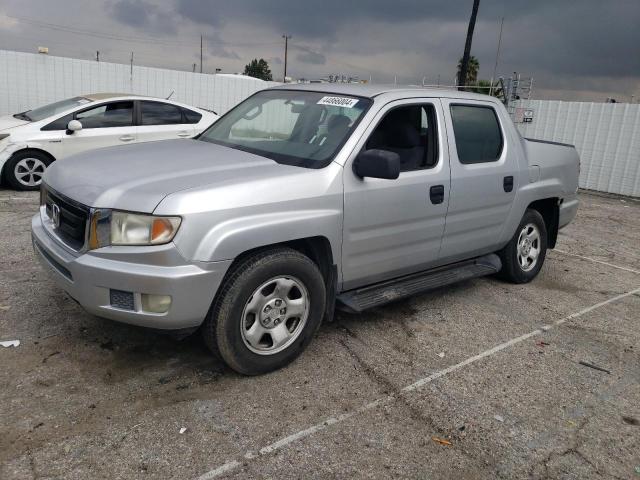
[458,0,480,90]
[200,35,203,73]
[96,51,99,62]
[282,34,291,82]
[490,16,504,96]
[130,52,133,81]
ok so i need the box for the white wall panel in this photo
[515,99,640,197]
[0,49,279,117]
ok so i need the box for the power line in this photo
[1,14,281,49]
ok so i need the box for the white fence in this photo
[514,100,640,197]
[0,49,279,116]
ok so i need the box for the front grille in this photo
[43,187,90,251]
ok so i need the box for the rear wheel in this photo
[498,209,548,284]
[202,247,326,375]
[4,150,53,190]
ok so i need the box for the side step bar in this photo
[336,254,502,313]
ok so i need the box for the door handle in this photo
[177,131,191,137]
[119,135,135,142]
[503,176,514,192]
[429,185,445,204]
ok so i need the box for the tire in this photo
[202,247,326,375]
[497,209,548,284]
[4,150,53,191]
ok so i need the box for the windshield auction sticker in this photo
[317,96,359,108]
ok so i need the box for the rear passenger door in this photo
[438,99,518,263]
[342,99,450,290]
[136,100,195,143]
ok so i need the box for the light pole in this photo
[459,0,480,91]
[282,35,291,82]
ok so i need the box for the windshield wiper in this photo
[13,112,32,121]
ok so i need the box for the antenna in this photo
[166,91,174,100]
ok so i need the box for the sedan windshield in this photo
[199,90,371,168]
[17,96,91,122]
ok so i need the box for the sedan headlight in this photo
[0,134,9,141]
[110,211,181,246]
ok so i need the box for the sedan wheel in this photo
[14,157,47,188]
[4,151,53,191]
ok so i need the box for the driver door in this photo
[58,101,136,159]
[341,99,450,290]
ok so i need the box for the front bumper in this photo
[31,213,232,330]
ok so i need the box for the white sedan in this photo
[0,94,218,190]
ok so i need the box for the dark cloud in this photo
[109,0,177,35]
[1,0,637,99]
[295,49,326,65]
[171,0,640,86]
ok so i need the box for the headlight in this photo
[0,133,9,141]
[110,211,181,246]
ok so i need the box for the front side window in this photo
[450,105,503,164]
[140,101,183,125]
[365,104,438,171]
[76,101,134,129]
[42,113,74,131]
[199,90,371,168]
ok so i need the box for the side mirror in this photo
[353,149,400,180]
[66,120,82,135]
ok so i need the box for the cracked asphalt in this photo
[1,189,639,479]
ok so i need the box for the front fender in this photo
[0,141,53,175]
[177,209,343,264]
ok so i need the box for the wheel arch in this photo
[216,236,338,323]
[1,146,56,181]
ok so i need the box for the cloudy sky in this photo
[0,0,638,101]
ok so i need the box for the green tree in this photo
[243,58,273,81]
[457,55,479,86]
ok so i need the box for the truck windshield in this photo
[199,90,371,168]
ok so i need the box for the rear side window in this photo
[140,101,183,125]
[450,105,503,164]
[183,108,203,124]
[76,102,134,128]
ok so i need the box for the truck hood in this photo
[44,139,302,212]
[0,115,30,132]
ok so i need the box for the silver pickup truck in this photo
[32,85,580,375]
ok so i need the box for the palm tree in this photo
[457,55,480,86]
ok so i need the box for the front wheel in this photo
[498,209,548,284]
[202,248,326,375]
[4,150,53,190]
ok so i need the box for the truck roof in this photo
[271,83,497,102]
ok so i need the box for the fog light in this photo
[141,294,172,313]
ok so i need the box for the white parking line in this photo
[196,287,640,479]
[554,249,640,275]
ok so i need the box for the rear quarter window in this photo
[450,105,503,164]
[183,108,203,124]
